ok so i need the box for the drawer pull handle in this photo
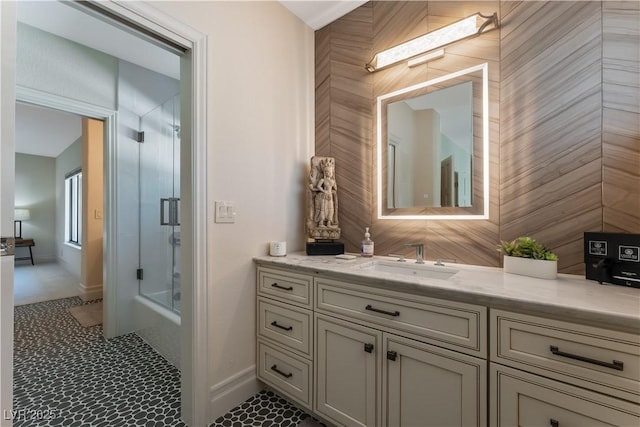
[387,351,398,361]
[364,343,374,353]
[365,304,400,317]
[271,282,293,291]
[270,364,293,378]
[549,346,624,371]
[550,419,559,427]
[270,321,293,331]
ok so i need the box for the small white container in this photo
[269,241,287,257]
[503,255,557,280]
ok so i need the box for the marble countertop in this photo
[254,252,640,334]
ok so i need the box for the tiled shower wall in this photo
[315,1,639,274]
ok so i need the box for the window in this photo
[65,169,82,246]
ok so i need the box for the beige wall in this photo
[316,1,640,274]
[148,0,315,415]
[80,118,103,298]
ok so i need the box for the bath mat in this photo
[68,302,103,327]
[297,418,325,427]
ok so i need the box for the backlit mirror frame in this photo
[377,62,489,220]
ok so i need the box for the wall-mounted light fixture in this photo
[407,49,445,68]
[365,12,498,72]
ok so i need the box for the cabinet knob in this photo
[387,351,398,361]
[364,343,374,353]
[549,419,559,427]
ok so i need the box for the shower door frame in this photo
[139,94,182,315]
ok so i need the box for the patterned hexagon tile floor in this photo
[210,390,325,427]
[12,297,322,427]
[13,297,183,427]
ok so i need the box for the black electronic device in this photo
[306,240,344,256]
[584,232,640,288]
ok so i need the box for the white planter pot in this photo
[503,255,557,280]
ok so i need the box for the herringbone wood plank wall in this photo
[315,1,640,274]
[500,1,604,274]
[602,1,640,235]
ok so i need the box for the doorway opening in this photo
[13,103,86,306]
[6,1,210,425]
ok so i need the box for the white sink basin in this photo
[362,261,458,280]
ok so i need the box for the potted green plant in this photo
[497,237,558,279]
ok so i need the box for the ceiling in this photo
[16,103,82,158]
[16,1,180,80]
[14,0,364,158]
[280,1,367,30]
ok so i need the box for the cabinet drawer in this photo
[257,340,312,410]
[491,310,640,402]
[257,297,312,358]
[257,266,312,308]
[316,278,486,357]
[491,364,639,427]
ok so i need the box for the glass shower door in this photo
[139,94,181,314]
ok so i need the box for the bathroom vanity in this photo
[254,253,640,427]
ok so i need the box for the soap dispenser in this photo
[361,227,374,257]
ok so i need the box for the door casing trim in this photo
[13,1,210,425]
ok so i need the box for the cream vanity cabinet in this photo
[256,266,314,410]
[256,263,488,427]
[490,309,640,427]
[314,278,487,427]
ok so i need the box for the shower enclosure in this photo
[138,94,181,315]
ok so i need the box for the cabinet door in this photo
[385,335,486,427]
[315,314,382,427]
[491,364,639,427]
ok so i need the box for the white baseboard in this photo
[208,365,261,422]
[78,282,103,302]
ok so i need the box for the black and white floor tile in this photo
[210,390,324,427]
[13,297,184,426]
[13,297,321,427]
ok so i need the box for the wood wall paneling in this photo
[602,1,640,233]
[314,3,374,250]
[500,1,603,273]
[315,25,332,158]
[315,1,639,274]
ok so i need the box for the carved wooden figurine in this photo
[307,156,340,240]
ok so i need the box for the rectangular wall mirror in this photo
[377,63,489,219]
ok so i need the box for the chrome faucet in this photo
[388,254,407,262]
[406,243,425,264]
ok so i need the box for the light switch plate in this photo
[215,201,235,223]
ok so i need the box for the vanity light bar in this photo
[407,49,445,68]
[366,12,498,73]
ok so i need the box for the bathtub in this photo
[133,293,181,369]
